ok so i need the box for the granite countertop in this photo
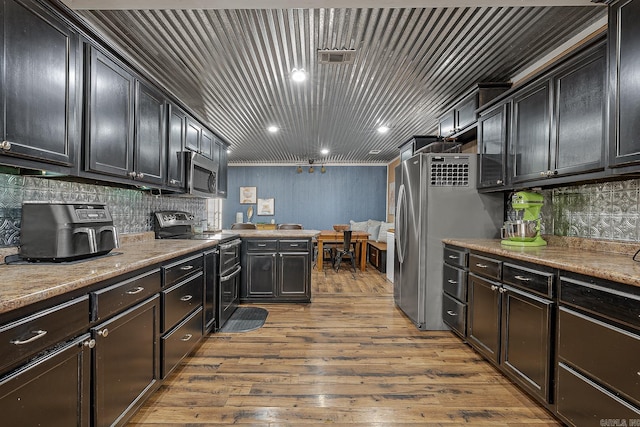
[443,236,640,288]
[228,229,320,238]
[0,237,220,316]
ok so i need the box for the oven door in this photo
[219,239,241,272]
[218,264,241,330]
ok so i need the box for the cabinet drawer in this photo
[161,307,203,378]
[557,363,640,426]
[246,240,277,252]
[503,263,553,298]
[0,296,90,374]
[560,276,640,329]
[443,246,467,268]
[163,254,203,288]
[92,269,161,322]
[442,293,466,337]
[279,240,309,252]
[442,263,467,301]
[558,307,640,407]
[469,253,501,280]
[163,271,204,332]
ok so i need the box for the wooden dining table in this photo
[315,230,369,272]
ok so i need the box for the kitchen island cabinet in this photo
[0,0,79,171]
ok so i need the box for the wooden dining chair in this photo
[333,230,356,272]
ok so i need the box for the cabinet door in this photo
[1,0,77,167]
[134,81,165,185]
[92,295,159,427]
[167,104,186,189]
[86,46,135,178]
[185,117,201,153]
[279,252,310,299]
[610,0,640,167]
[467,274,501,364]
[553,45,606,176]
[501,286,553,403]
[478,102,509,188]
[511,81,551,183]
[438,110,455,137]
[200,128,213,159]
[454,92,478,132]
[217,143,228,198]
[0,334,92,427]
[245,253,277,297]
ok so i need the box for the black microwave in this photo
[185,152,218,198]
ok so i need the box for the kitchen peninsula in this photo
[442,236,640,426]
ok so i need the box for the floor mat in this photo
[219,307,268,333]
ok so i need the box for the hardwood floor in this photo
[128,264,560,426]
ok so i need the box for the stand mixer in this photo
[501,191,547,247]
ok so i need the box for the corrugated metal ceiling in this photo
[68,5,607,164]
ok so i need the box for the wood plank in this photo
[127,267,560,425]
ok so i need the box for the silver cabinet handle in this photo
[170,179,178,185]
[128,171,137,178]
[540,171,547,177]
[475,263,488,268]
[446,310,457,316]
[83,339,96,349]
[447,279,458,284]
[0,140,12,150]
[490,285,499,291]
[97,328,109,337]
[11,330,47,345]
[514,275,531,282]
[499,287,507,294]
[496,180,503,185]
[179,265,194,271]
[180,295,193,302]
[136,172,145,179]
[448,255,458,260]
[126,286,144,295]
[257,243,267,247]
[180,334,193,342]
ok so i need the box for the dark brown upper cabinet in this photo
[167,103,187,190]
[85,45,166,186]
[609,0,640,170]
[477,101,510,189]
[0,0,79,169]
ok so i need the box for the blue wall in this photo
[224,165,387,230]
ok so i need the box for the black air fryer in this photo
[19,202,119,261]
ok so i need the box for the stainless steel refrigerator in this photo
[394,153,503,330]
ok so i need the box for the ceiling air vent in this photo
[318,49,356,64]
[369,149,382,155]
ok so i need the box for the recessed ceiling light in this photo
[267,125,279,133]
[377,125,390,134]
[321,148,329,155]
[291,68,307,83]
[226,149,231,154]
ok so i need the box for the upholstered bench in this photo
[367,241,387,273]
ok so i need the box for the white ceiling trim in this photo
[61,0,605,9]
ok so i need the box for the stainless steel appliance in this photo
[153,210,241,330]
[394,153,503,330]
[185,151,218,198]
[20,202,119,261]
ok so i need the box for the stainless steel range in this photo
[153,211,241,330]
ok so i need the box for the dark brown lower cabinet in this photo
[92,295,160,427]
[0,333,92,427]
[467,273,501,364]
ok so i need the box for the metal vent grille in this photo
[430,156,470,187]
[318,49,356,64]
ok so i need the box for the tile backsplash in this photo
[0,174,206,247]
[539,179,640,241]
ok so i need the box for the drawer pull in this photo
[97,328,109,337]
[257,244,267,247]
[475,263,488,268]
[179,265,194,271]
[447,279,458,284]
[514,275,531,282]
[448,255,459,260]
[499,287,507,294]
[180,295,193,302]
[490,285,499,291]
[11,330,47,345]
[126,286,145,295]
[83,339,96,349]
[289,244,299,247]
[180,334,193,342]
[446,310,458,316]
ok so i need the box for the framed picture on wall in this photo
[240,186,257,204]
[257,198,275,215]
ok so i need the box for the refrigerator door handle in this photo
[395,183,407,263]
